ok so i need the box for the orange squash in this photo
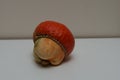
[33,21,75,66]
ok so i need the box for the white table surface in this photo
[0,38,120,80]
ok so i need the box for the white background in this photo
[0,0,120,38]
[0,38,120,80]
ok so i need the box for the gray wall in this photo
[0,0,120,38]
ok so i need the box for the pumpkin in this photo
[33,21,75,66]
